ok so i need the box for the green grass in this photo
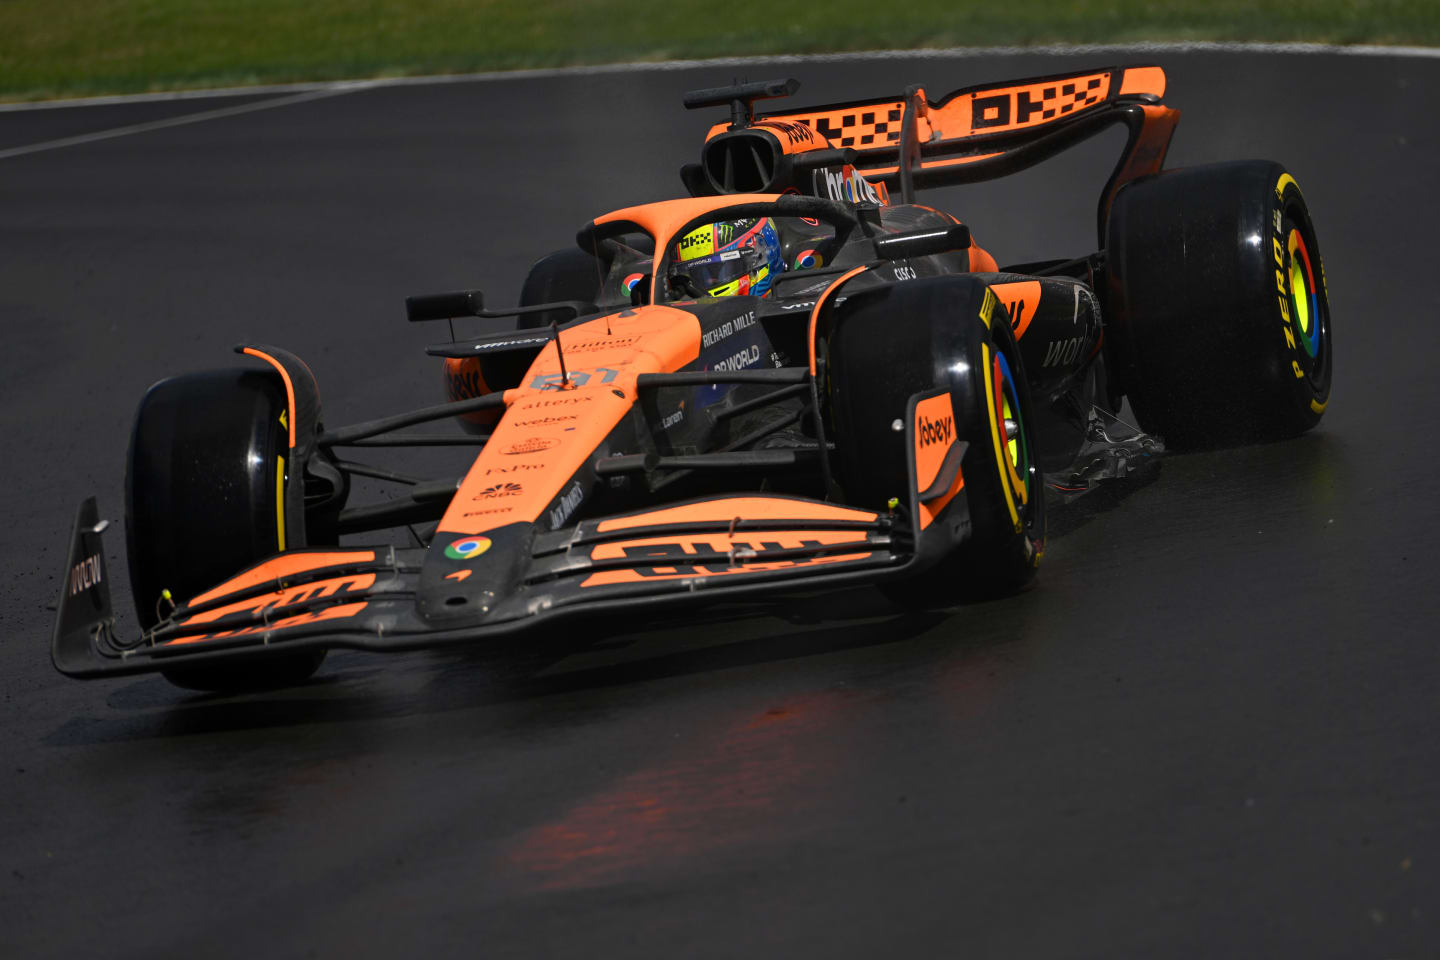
[1,0,1436,102]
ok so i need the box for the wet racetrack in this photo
[3,49,1439,956]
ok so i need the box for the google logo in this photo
[444,536,492,560]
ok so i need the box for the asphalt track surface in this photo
[3,49,1438,957]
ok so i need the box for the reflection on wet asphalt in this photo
[4,50,1439,957]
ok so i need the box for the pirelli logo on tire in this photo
[979,287,998,328]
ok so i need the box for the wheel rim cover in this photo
[992,348,1029,507]
[1287,227,1321,359]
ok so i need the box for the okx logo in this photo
[918,413,954,447]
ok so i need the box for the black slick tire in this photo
[1106,160,1333,448]
[828,277,1045,605]
[126,368,325,691]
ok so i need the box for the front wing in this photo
[53,348,980,679]
[53,490,948,679]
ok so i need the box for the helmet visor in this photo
[679,247,765,294]
[669,218,782,297]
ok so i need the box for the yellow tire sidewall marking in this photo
[275,454,287,552]
[982,342,1022,532]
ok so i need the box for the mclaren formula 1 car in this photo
[53,64,1332,690]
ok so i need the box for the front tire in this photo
[126,368,325,691]
[828,277,1044,604]
[1106,160,1333,448]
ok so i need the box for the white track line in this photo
[2,41,1437,115]
[2,40,1436,159]
[0,80,364,113]
[0,82,375,161]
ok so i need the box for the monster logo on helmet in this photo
[670,217,786,298]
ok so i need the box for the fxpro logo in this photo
[918,413,953,447]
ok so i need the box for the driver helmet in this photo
[671,217,785,298]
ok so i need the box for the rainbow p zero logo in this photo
[444,536,493,560]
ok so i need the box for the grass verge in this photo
[2,0,1437,102]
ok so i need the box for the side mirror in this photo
[872,224,972,261]
[406,290,484,322]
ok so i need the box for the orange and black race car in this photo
[54,64,1332,690]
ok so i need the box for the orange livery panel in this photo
[913,392,964,531]
[438,305,702,537]
[580,529,877,587]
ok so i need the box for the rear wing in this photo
[695,65,1179,244]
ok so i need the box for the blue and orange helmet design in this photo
[671,217,785,298]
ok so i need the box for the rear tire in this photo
[828,277,1045,604]
[126,368,325,691]
[1106,160,1332,448]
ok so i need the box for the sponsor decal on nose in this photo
[444,536,493,560]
